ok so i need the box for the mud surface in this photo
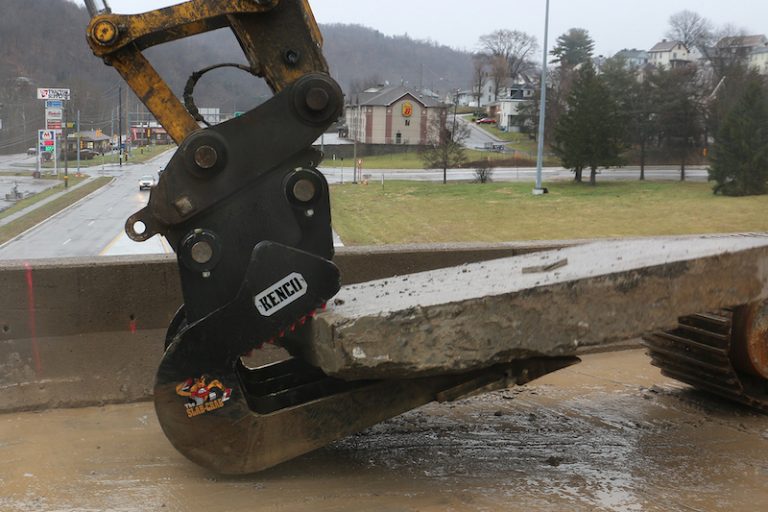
[1,349,766,512]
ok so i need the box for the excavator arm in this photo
[85,0,578,474]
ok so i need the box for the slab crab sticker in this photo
[176,376,232,418]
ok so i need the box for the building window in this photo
[396,132,402,144]
[405,120,411,127]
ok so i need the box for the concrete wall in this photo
[0,242,566,413]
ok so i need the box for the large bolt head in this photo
[92,20,118,46]
[306,88,331,112]
[190,241,214,265]
[194,145,218,169]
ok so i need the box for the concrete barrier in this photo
[0,242,565,413]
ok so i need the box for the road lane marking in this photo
[63,238,72,246]
[99,232,123,256]
[88,220,95,227]
[160,236,174,255]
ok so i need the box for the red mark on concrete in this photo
[129,316,137,334]
[24,262,43,376]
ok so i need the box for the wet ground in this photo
[1,349,766,512]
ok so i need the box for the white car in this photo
[139,175,155,191]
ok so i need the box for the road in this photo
[319,165,709,184]
[0,143,708,261]
[2,349,765,512]
[0,153,173,260]
[455,113,502,149]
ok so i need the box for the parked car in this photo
[476,118,497,125]
[27,147,37,155]
[139,175,156,191]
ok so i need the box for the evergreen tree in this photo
[550,29,595,68]
[709,75,768,196]
[553,63,624,185]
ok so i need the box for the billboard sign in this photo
[37,88,71,101]
[45,100,64,109]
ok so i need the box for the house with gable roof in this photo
[648,40,693,69]
[345,86,448,145]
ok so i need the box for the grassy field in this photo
[330,180,768,245]
[0,177,113,244]
[42,144,174,169]
[352,150,520,170]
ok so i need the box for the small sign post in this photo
[37,88,70,184]
[38,130,57,176]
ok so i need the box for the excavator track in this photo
[644,306,768,412]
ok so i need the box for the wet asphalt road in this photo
[0,154,173,260]
[2,349,766,512]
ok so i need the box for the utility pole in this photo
[63,107,68,188]
[76,110,81,175]
[118,85,123,166]
[534,0,551,195]
[448,89,460,185]
[352,95,358,184]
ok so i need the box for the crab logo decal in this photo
[176,376,232,418]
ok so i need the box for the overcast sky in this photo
[86,1,766,56]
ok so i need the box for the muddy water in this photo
[1,349,766,512]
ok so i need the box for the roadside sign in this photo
[45,100,64,108]
[46,107,63,130]
[46,108,63,120]
[37,88,71,101]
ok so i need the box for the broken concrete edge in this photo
[0,235,749,414]
[307,236,768,380]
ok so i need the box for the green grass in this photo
[0,177,113,244]
[0,176,88,221]
[355,150,520,170]
[42,144,175,169]
[330,180,768,245]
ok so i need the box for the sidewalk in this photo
[0,177,96,228]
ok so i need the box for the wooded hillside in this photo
[0,0,472,153]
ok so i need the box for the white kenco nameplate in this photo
[254,273,308,317]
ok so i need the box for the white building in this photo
[648,40,692,69]
[488,84,535,132]
[750,46,768,75]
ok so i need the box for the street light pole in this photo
[534,0,551,195]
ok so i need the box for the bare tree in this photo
[420,116,471,184]
[487,54,510,101]
[666,10,713,50]
[479,29,538,80]
[471,53,488,109]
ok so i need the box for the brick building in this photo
[345,86,448,145]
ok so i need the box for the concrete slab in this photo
[0,243,560,412]
[308,235,768,379]
[1,350,766,512]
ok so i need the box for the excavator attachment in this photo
[86,0,766,475]
[85,0,579,474]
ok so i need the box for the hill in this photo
[0,0,472,153]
